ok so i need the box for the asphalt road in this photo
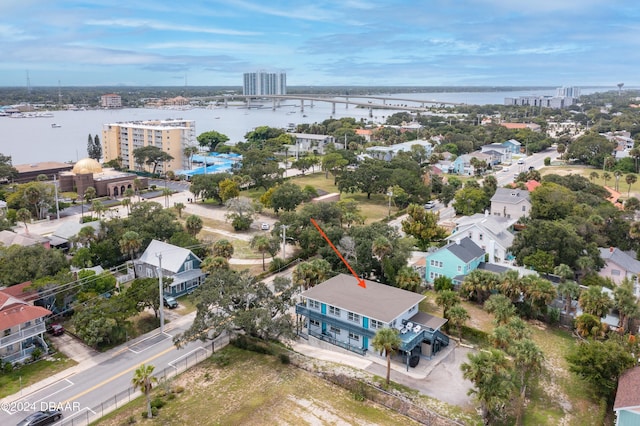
[1,314,210,426]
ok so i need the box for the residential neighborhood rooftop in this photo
[301,274,425,323]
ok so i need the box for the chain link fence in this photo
[57,333,230,426]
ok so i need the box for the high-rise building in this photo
[100,94,122,108]
[243,71,286,96]
[102,119,197,174]
[556,86,581,98]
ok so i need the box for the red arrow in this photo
[310,218,366,288]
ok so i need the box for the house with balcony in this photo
[424,237,485,285]
[135,240,206,298]
[0,286,51,364]
[490,188,532,220]
[480,143,513,164]
[451,152,492,175]
[295,274,448,363]
[288,133,339,157]
[446,213,517,263]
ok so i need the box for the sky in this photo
[1,0,638,87]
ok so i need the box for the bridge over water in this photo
[192,94,463,117]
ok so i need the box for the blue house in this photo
[295,274,449,362]
[135,240,206,297]
[502,139,522,154]
[425,237,485,285]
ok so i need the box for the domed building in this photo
[59,158,148,198]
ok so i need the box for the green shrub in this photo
[269,257,287,273]
[150,397,165,409]
[547,306,561,325]
[461,326,489,347]
[278,353,290,364]
[211,352,232,367]
[231,335,273,355]
[173,385,185,394]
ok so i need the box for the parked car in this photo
[423,201,436,209]
[163,296,178,309]
[261,223,270,230]
[47,324,64,336]
[517,158,525,165]
[17,410,62,426]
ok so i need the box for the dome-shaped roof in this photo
[72,158,102,174]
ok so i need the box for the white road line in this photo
[127,332,171,354]
[34,378,74,404]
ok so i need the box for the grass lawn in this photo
[95,347,422,426]
[0,353,76,399]
[541,164,640,199]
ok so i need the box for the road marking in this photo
[61,345,177,405]
[34,378,74,404]
[55,406,96,423]
[127,332,171,354]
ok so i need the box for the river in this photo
[0,88,607,165]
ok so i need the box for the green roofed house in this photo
[295,274,449,366]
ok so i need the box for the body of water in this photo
[0,88,609,165]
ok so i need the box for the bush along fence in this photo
[56,332,230,426]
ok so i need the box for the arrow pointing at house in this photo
[310,218,366,288]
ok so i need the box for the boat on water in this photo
[51,123,62,128]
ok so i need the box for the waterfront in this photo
[0,88,607,165]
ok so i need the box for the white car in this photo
[517,159,524,165]
[503,167,510,172]
[261,223,270,230]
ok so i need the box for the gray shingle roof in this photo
[300,274,425,323]
[490,187,531,205]
[599,247,640,274]
[614,367,640,410]
[446,237,485,262]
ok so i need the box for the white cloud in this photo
[85,19,260,36]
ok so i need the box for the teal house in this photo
[425,237,485,285]
[295,274,449,365]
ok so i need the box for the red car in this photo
[48,324,64,336]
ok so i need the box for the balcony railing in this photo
[0,322,46,348]
[296,304,376,339]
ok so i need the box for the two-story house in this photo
[289,133,339,157]
[295,274,448,363]
[451,152,492,175]
[599,247,640,292]
[365,140,433,162]
[424,237,486,285]
[0,285,51,364]
[502,139,522,154]
[490,188,532,220]
[447,213,517,263]
[135,240,207,298]
[480,143,513,164]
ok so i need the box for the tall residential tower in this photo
[243,71,286,96]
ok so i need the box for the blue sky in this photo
[1,0,638,87]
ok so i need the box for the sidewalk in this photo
[0,311,197,406]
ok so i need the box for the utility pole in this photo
[53,174,60,220]
[157,253,165,333]
[281,225,289,259]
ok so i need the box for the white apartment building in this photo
[102,119,196,174]
[243,71,286,96]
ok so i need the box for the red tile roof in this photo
[615,367,640,410]
[0,303,51,330]
[0,282,35,300]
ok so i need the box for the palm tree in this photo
[461,349,514,425]
[498,269,522,303]
[575,313,607,339]
[251,235,273,271]
[510,339,543,426]
[185,214,203,237]
[484,294,516,325]
[132,364,158,419]
[121,197,131,214]
[371,328,402,386]
[183,146,199,170]
[91,200,105,220]
[394,266,421,292]
[630,147,640,173]
[371,236,393,261]
[201,256,229,273]
[630,221,640,241]
[614,170,622,191]
[613,278,640,333]
[589,171,599,182]
[626,173,637,197]
[174,202,185,218]
[435,289,460,320]
[213,239,234,259]
[447,304,469,340]
[602,172,611,187]
[16,208,31,233]
[557,280,580,314]
[579,286,613,318]
[119,230,142,261]
[292,259,331,290]
[162,187,172,208]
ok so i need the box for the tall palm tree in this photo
[371,328,402,386]
[119,230,142,261]
[557,280,580,314]
[614,170,623,191]
[173,202,185,218]
[201,256,229,273]
[132,364,158,419]
[447,304,469,340]
[589,171,599,182]
[602,172,611,187]
[510,339,544,426]
[250,235,272,271]
[185,214,203,237]
[626,173,637,197]
[484,294,516,325]
[16,208,31,233]
[121,197,131,214]
[498,269,522,303]
[213,239,234,259]
[630,147,640,173]
[613,278,639,333]
[435,289,460,320]
[579,285,613,318]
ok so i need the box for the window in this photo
[370,319,383,329]
[348,312,360,323]
[309,319,320,327]
[184,260,193,271]
[522,206,526,212]
[330,326,341,334]
[348,332,360,341]
[430,260,435,266]
[329,306,341,316]
[457,265,462,272]
[309,300,320,310]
